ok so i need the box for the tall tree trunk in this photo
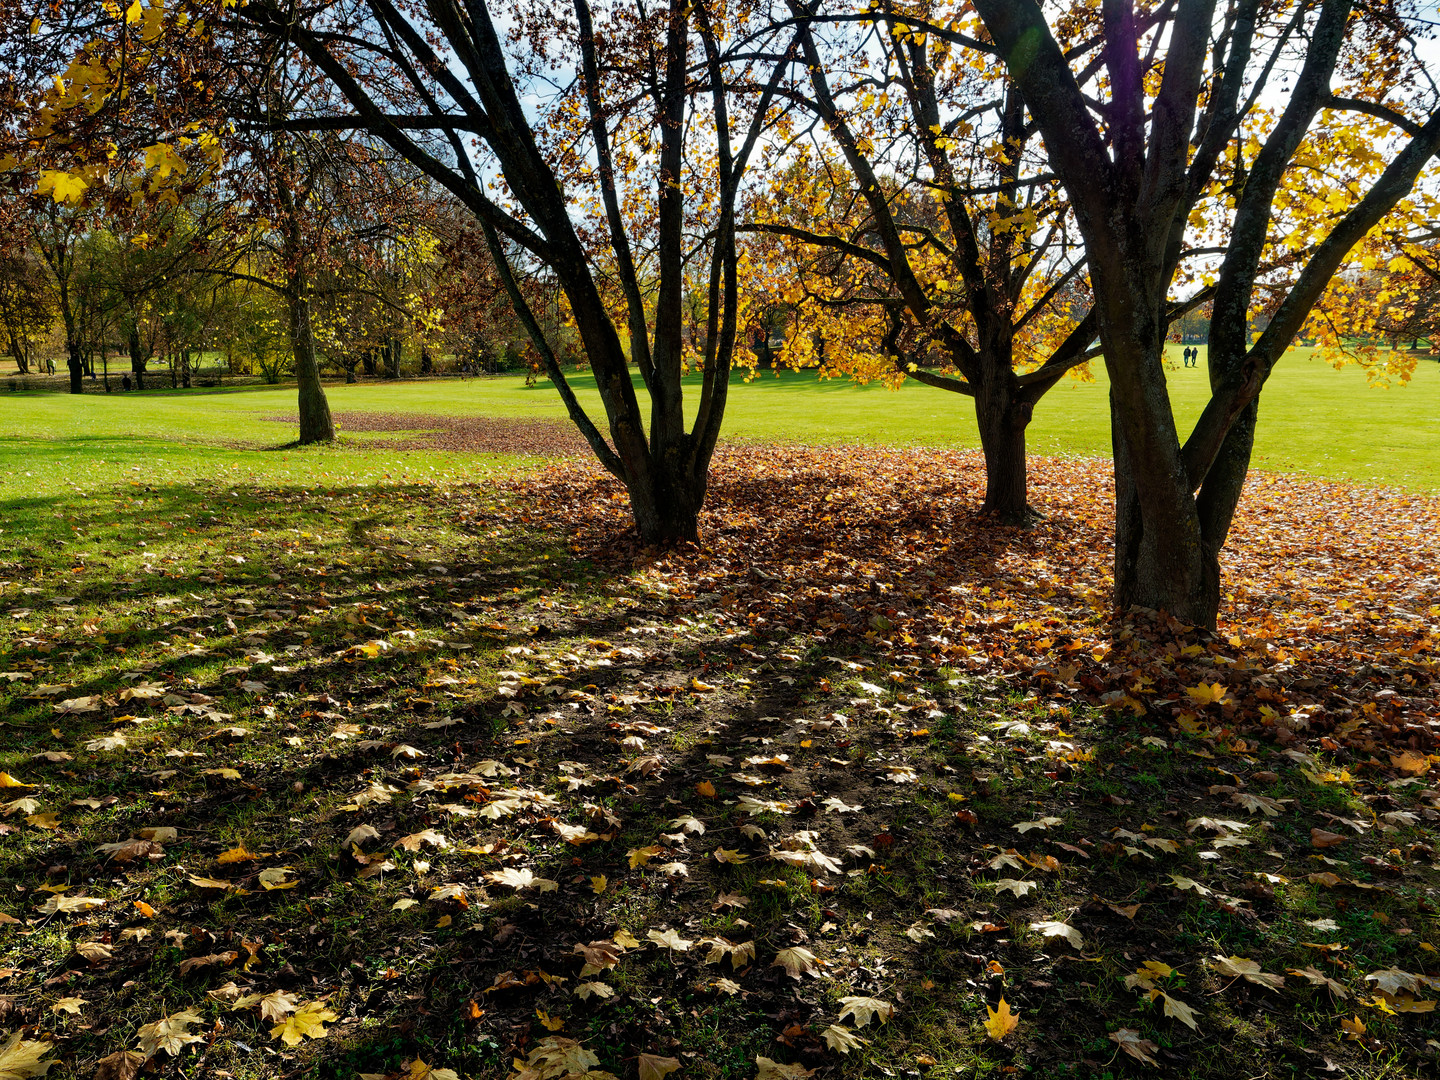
[1102,314,1213,626]
[59,296,82,393]
[974,382,1033,522]
[7,330,27,374]
[362,349,376,377]
[129,323,146,390]
[66,340,83,394]
[289,291,335,444]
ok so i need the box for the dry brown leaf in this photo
[637,1054,681,1080]
[1109,1028,1158,1066]
[92,1050,144,1080]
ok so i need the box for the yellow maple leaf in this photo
[270,1001,337,1046]
[37,170,87,205]
[984,997,1019,1041]
[404,1058,459,1080]
[1185,682,1230,707]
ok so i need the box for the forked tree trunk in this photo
[289,292,335,445]
[626,453,703,546]
[1103,318,1215,627]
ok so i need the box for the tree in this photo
[957,0,1440,625]
[743,6,1106,519]
[223,0,791,543]
[0,210,53,373]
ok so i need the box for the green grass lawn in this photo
[3,344,1437,492]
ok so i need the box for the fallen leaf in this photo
[483,867,557,892]
[92,1050,144,1080]
[216,846,258,864]
[646,928,693,952]
[258,868,297,891]
[637,1054,681,1080]
[984,997,1019,1041]
[403,1058,460,1080]
[1030,920,1082,948]
[1289,967,1350,998]
[0,1032,56,1078]
[821,1024,868,1054]
[74,942,113,963]
[1110,1028,1158,1066]
[837,995,893,1027]
[1211,955,1285,990]
[395,829,448,851]
[991,878,1036,898]
[135,1009,205,1057]
[270,1000,338,1046]
[772,946,821,979]
[754,1057,814,1080]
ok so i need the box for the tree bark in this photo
[626,451,702,546]
[66,340,83,394]
[129,323,146,390]
[1103,325,1213,626]
[289,292,335,444]
[7,330,27,374]
[975,385,1033,522]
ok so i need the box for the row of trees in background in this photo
[0,176,545,396]
[5,0,1440,628]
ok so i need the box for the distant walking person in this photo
[122,374,132,391]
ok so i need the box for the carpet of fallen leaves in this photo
[510,446,1440,758]
[1,438,1438,1080]
[266,414,588,456]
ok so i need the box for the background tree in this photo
[744,4,1106,519]
[0,208,53,373]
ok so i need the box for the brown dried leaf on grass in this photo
[1110,1028,1159,1066]
[1211,955,1285,990]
